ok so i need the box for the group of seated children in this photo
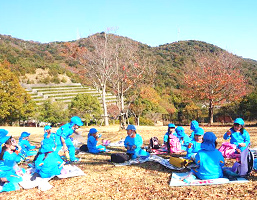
[0,117,251,192]
[0,116,84,193]
[164,118,250,182]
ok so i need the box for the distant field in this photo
[1,125,257,199]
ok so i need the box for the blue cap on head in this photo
[89,128,98,135]
[168,123,175,128]
[190,120,199,131]
[0,136,11,145]
[194,127,204,136]
[41,139,55,153]
[19,132,30,140]
[201,132,217,151]
[44,125,51,131]
[70,116,83,126]
[234,118,244,126]
[175,126,185,137]
[126,124,136,131]
[0,129,8,138]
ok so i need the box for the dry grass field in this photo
[1,124,257,200]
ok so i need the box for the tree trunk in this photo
[101,84,109,126]
[208,99,214,125]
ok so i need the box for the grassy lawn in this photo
[1,125,257,199]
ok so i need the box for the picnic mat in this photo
[108,139,125,147]
[114,154,186,170]
[169,172,248,186]
[19,164,85,191]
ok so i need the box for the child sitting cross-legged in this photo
[191,132,225,180]
[185,127,204,160]
[174,126,191,151]
[223,118,250,154]
[0,136,24,192]
[33,139,65,179]
[124,125,149,159]
[183,132,225,183]
[19,132,38,159]
[87,128,106,154]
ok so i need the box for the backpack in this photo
[149,137,160,149]
[218,142,237,158]
[111,153,130,163]
[168,134,181,153]
[79,144,88,152]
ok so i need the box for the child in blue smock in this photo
[19,132,38,158]
[0,129,9,154]
[124,125,149,159]
[32,125,57,165]
[0,136,24,192]
[174,126,191,151]
[163,123,176,146]
[189,120,199,139]
[223,118,250,153]
[55,116,83,162]
[34,139,64,179]
[191,132,225,180]
[87,128,106,154]
[186,127,204,160]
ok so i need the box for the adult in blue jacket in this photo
[56,116,83,162]
[223,118,250,153]
[87,128,106,154]
[34,139,64,178]
[124,125,149,159]
[189,120,199,139]
[192,132,225,180]
[174,126,191,151]
[19,132,37,157]
[163,123,176,145]
[186,127,204,160]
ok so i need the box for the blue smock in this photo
[43,132,57,149]
[0,151,23,192]
[55,122,77,161]
[186,140,202,160]
[87,136,106,154]
[223,128,250,152]
[192,149,225,179]
[124,134,149,159]
[19,139,37,157]
[35,152,64,178]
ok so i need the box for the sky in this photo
[0,0,257,60]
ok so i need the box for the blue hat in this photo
[175,126,185,138]
[168,123,175,128]
[126,125,136,131]
[70,116,83,126]
[234,118,244,126]
[19,132,30,140]
[190,120,199,131]
[194,127,204,136]
[41,139,55,153]
[0,136,11,145]
[0,129,8,138]
[201,132,217,151]
[44,125,51,131]
[89,128,98,134]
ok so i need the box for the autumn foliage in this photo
[183,52,249,123]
